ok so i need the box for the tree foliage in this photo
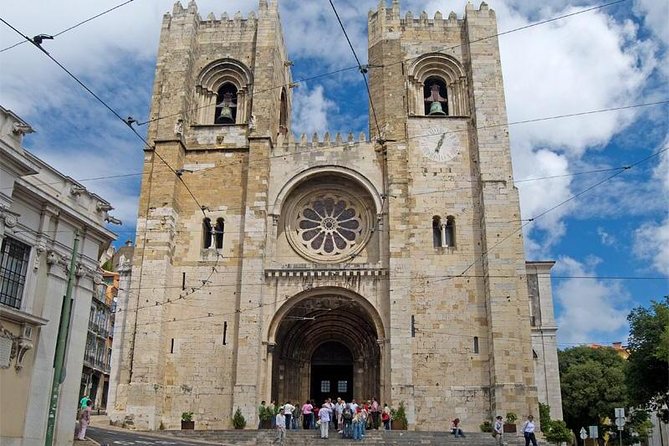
[625,297,669,422]
[559,346,627,430]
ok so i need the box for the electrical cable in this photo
[0,16,207,218]
[328,0,382,139]
[133,0,630,129]
[0,0,135,53]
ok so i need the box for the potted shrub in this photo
[233,407,247,429]
[181,411,194,430]
[391,401,408,430]
[504,412,518,433]
[259,406,273,429]
[480,420,493,432]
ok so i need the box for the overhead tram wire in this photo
[452,145,669,279]
[328,0,382,139]
[0,162,641,194]
[0,17,207,218]
[132,0,629,130]
[0,0,136,53]
[384,0,631,70]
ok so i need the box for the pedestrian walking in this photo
[494,415,504,446]
[319,402,333,439]
[77,400,92,440]
[274,411,286,445]
[522,415,538,446]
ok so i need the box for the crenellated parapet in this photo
[369,1,494,34]
[275,131,370,153]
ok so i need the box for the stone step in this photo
[160,429,528,445]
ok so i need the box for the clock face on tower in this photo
[420,127,459,163]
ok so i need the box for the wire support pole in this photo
[44,232,80,446]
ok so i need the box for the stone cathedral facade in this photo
[108,0,562,430]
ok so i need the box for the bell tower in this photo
[110,0,292,430]
[368,0,539,423]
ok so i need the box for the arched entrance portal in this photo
[271,294,381,405]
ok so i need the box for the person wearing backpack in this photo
[342,404,353,438]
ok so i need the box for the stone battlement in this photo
[369,1,494,27]
[169,0,279,25]
[275,131,370,151]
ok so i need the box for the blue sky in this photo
[1,0,667,347]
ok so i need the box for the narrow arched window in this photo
[215,83,238,124]
[214,218,224,249]
[279,88,288,135]
[432,216,442,248]
[473,336,479,354]
[445,216,455,247]
[423,76,448,116]
[203,218,213,249]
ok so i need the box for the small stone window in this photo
[473,336,479,354]
[432,216,442,248]
[203,218,213,249]
[444,216,455,247]
[432,215,455,248]
[214,218,225,249]
[279,88,288,135]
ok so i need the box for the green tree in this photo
[626,296,669,422]
[559,346,627,430]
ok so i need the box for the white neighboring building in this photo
[0,106,117,445]
[527,261,563,420]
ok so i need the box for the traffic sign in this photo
[615,408,625,419]
[615,417,625,429]
[580,427,588,440]
[589,426,599,439]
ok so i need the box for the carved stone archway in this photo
[269,290,382,406]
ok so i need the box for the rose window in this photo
[287,190,372,262]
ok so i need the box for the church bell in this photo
[428,101,447,116]
[217,105,234,124]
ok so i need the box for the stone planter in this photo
[391,419,407,430]
[503,423,517,433]
[181,420,195,430]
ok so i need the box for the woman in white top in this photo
[522,415,538,446]
[494,415,504,446]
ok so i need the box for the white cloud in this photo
[632,146,669,275]
[291,84,337,135]
[597,227,615,246]
[634,216,669,275]
[554,256,630,345]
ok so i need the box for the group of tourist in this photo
[268,398,540,446]
[270,397,392,444]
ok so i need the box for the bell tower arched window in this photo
[215,83,238,124]
[423,77,448,116]
[195,58,253,125]
[407,53,469,117]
